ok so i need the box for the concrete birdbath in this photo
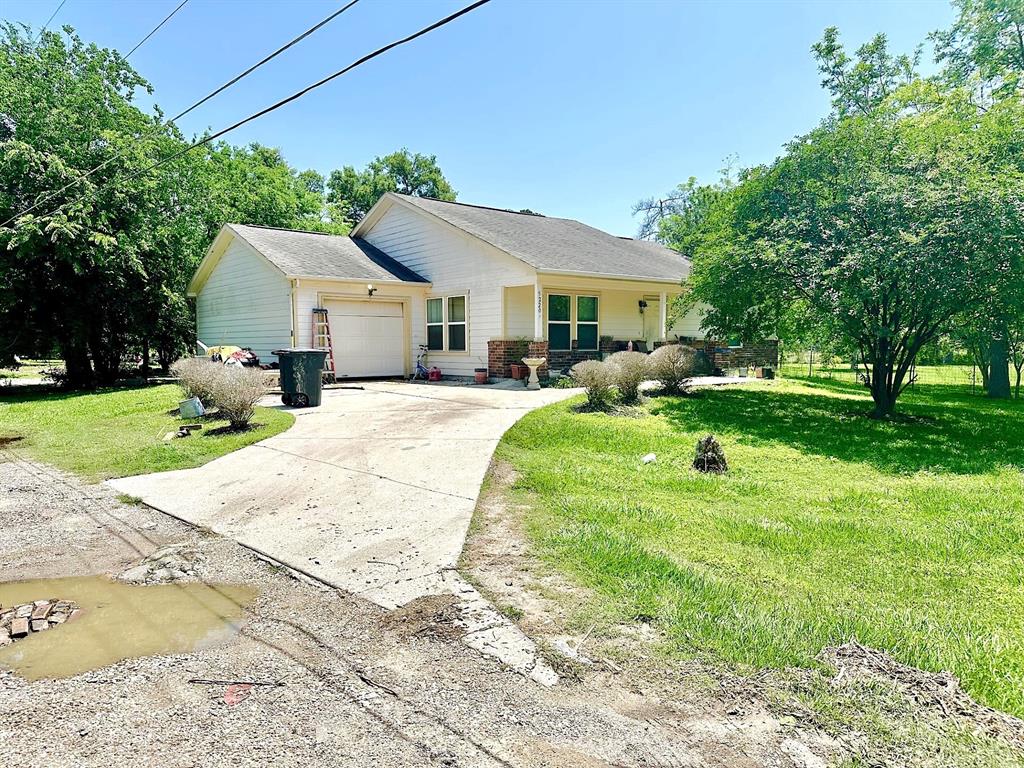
[521,357,546,390]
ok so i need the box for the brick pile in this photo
[0,598,81,645]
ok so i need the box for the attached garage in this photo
[325,300,406,378]
[187,224,429,370]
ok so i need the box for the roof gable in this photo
[354,193,689,283]
[189,224,428,295]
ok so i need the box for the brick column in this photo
[527,340,549,378]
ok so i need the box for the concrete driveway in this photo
[109,381,576,609]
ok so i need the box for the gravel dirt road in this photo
[0,454,837,767]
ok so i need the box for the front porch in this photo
[489,276,694,378]
[487,276,778,379]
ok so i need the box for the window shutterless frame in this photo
[547,293,571,351]
[576,295,599,350]
[447,295,467,352]
[426,295,468,352]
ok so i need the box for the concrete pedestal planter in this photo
[522,357,546,391]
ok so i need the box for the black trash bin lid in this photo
[272,348,327,355]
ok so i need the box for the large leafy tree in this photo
[932,0,1024,397]
[671,85,1024,416]
[687,87,1023,417]
[0,23,191,386]
[196,142,347,241]
[0,24,354,385]
[932,0,1024,101]
[642,12,1024,415]
[326,149,456,224]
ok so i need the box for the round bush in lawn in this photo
[171,357,223,405]
[606,351,650,404]
[649,344,700,394]
[570,359,616,410]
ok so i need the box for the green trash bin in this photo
[273,348,328,407]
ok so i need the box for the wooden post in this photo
[659,291,667,340]
[533,280,544,341]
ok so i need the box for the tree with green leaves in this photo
[932,0,1024,397]
[684,84,1023,418]
[810,27,920,116]
[932,0,1024,101]
[0,23,192,386]
[643,11,1023,416]
[326,149,456,224]
[0,24,353,386]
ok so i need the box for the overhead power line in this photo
[125,0,190,59]
[37,0,68,39]
[2,0,362,228]
[10,0,492,228]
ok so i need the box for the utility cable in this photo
[125,0,190,59]
[2,0,362,228]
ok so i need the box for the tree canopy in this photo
[326,149,456,224]
[637,0,1024,416]
[0,23,455,387]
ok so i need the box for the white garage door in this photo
[325,300,405,378]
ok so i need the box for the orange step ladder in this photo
[311,307,336,382]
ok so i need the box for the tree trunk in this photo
[970,341,991,390]
[141,337,150,381]
[57,333,94,390]
[987,334,1011,399]
[869,361,898,419]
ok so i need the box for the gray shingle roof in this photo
[393,195,689,282]
[229,224,428,283]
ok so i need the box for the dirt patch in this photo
[0,435,23,447]
[382,594,465,641]
[821,641,1024,751]
[462,457,1024,768]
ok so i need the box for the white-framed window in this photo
[727,336,743,349]
[447,295,467,352]
[547,294,571,350]
[426,297,444,351]
[426,295,468,352]
[576,295,599,350]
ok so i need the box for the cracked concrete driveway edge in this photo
[108,381,578,685]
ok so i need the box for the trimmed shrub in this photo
[171,357,222,405]
[693,434,728,473]
[648,344,700,394]
[607,351,650,404]
[209,365,269,430]
[570,359,616,409]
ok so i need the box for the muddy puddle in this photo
[0,576,256,680]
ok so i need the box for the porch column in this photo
[533,280,544,341]
[659,291,668,340]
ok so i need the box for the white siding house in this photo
[192,234,292,362]
[187,192,734,380]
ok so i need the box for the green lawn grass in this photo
[0,384,293,481]
[496,379,1024,717]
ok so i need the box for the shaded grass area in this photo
[496,379,1024,717]
[0,384,293,482]
[0,358,61,380]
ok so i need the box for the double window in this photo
[426,295,467,352]
[547,294,599,351]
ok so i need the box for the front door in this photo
[642,296,661,343]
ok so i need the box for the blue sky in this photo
[6,0,954,235]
